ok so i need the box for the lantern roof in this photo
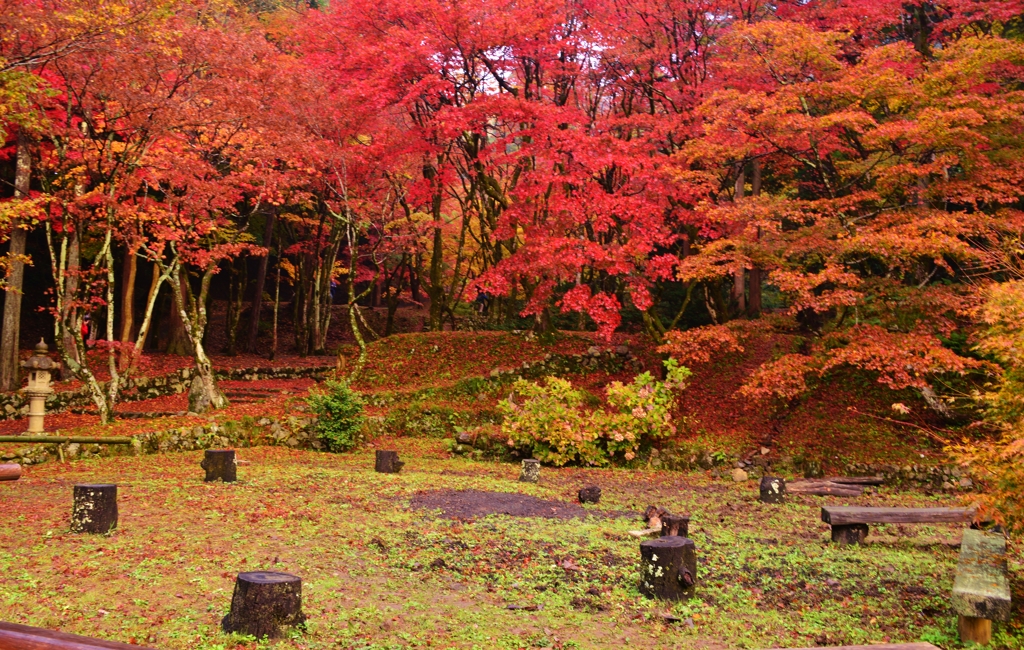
[21,339,59,371]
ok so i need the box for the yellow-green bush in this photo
[499,360,690,466]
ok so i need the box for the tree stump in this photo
[831,523,869,545]
[519,458,540,483]
[759,476,786,503]
[222,571,306,639]
[0,463,22,481]
[639,536,697,601]
[578,485,601,504]
[71,484,118,534]
[660,514,689,537]
[375,450,404,474]
[201,449,237,482]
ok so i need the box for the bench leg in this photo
[831,524,868,545]
[958,615,992,645]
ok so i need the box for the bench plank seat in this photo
[0,621,156,649]
[952,529,1011,621]
[770,644,940,650]
[821,506,973,526]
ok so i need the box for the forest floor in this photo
[1,439,1021,650]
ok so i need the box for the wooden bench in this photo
[0,621,155,649]
[952,529,1011,645]
[821,506,974,545]
[769,644,940,650]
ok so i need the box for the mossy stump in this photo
[201,449,237,483]
[759,476,786,503]
[639,536,696,601]
[222,571,306,639]
[375,450,404,474]
[71,484,118,534]
[519,459,540,483]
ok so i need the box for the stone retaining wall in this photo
[0,414,323,466]
[0,365,333,421]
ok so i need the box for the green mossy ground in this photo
[2,439,1021,649]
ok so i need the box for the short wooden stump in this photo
[759,476,786,503]
[519,459,540,483]
[639,536,696,601]
[578,485,601,504]
[201,449,237,482]
[222,571,306,639]
[660,514,689,537]
[71,484,118,534]
[375,450,404,473]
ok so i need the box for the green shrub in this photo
[499,359,691,466]
[306,380,365,452]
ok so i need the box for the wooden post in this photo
[0,463,22,481]
[639,536,696,601]
[958,616,992,645]
[660,515,689,537]
[759,476,786,503]
[201,449,237,482]
[832,524,869,545]
[374,450,404,474]
[222,571,306,639]
[578,485,601,504]
[71,484,118,534]
[519,459,540,483]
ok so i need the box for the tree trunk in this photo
[222,572,306,639]
[375,450,404,474]
[0,131,31,391]
[71,484,118,534]
[639,536,696,601]
[271,246,282,361]
[224,258,246,356]
[166,275,193,356]
[119,247,137,346]
[201,449,237,482]
[427,227,445,330]
[747,268,762,317]
[245,212,275,352]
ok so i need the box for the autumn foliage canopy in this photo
[2,0,1024,521]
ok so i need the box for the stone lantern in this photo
[21,339,59,434]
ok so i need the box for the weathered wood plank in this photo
[0,621,156,649]
[789,481,863,497]
[825,476,884,486]
[770,645,939,650]
[952,529,1011,622]
[821,506,973,526]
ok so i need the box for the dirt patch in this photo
[409,489,633,520]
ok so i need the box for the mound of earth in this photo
[409,489,632,520]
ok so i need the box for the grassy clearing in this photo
[2,439,1020,649]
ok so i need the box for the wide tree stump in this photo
[578,485,601,504]
[222,571,306,639]
[639,536,697,601]
[660,514,689,537]
[71,484,118,534]
[375,450,404,473]
[519,459,540,483]
[0,463,22,481]
[759,476,786,503]
[201,449,237,482]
